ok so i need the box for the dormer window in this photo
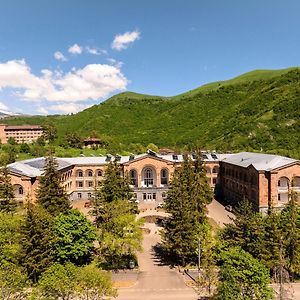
[172,155,178,160]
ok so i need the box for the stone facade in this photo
[0,124,43,144]
[6,151,300,212]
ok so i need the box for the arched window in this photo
[86,170,93,177]
[97,170,102,177]
[144,168,154,187]
[292,176,300,188]
[19,186,24,195]
[161,169,169,185]
[77,170,83,177]
[212,166,219,174]
[278,177,289,188]
[130,170,138,187]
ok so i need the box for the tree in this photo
[215,247,273,300]
[91,161,142,269]
[77,264,117,300]
[53,209,97,265]
[279,191,300,278]
[19,143,31,154]
[162,153,213,265]
[0,212,22,265]
[42,122,57,143]
[0,262,30,300]
[65,132,83,149]
[221,199,265,260]
[7,137,16,145]
[21,203,56,283]
[36,154,71,216]
[37,262,78,300]
[0,166,17,213]
[98,161,133,203]
[96,200,143,269]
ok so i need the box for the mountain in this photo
[3,68,300,157]
[0,110,23,119]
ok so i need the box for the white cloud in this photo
[48,103,88,114]
[54,51,67,61]
[68,43,82,55]
[111,30,140,51]
[0,101,8,111]
[36,106,48,115]
[107,58,124,69]
[0,59,128,104]
[86,46,107,55]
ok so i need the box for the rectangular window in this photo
[153,193,156,200]
[278,194,281,201]
[77,193,82,199]
[78,181,83,188]
[87,181,93,187]
[143,193,147,200]
[213,178,217,184]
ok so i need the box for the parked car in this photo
[225,205,233,212]
[157,203,164,209]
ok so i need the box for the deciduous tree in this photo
[53,209,97,265]
[215,247,273,300]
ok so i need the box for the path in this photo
[117,222,197,300]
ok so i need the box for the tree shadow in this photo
[151,242,177,268]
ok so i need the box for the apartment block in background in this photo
[0,124,43,144]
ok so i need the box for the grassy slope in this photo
[3,68,300,156]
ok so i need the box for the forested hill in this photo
[3,68,300,157]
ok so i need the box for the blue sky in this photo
[0,0,299,115]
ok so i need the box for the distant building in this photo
[6,151,300,212]
[83,137,102,148]
[0,124,43,144]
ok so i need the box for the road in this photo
[116,222,198,300]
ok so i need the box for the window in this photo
[153,193,156,200]
[172,155,178,160]
[161,169,168,185]
[97,170,102,177]
[211,154,218,160]
[77,193,82,199]
[88,193,92,199]
[78,181,83,188]
[78,171,83,177]
[162,192,167,198]
[278,180,281,187]
[212,167,219,174]
[144,168,154,187]
[143,193,147,200]
[19,187,23,195]
[202,154,208,160]
[278,194,281,201]
[213,178,217,185]
[130,170,138,186]
[87,181,93,187]
[88,171,93,177]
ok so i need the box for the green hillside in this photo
[3,68,300,158]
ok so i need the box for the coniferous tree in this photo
[99,161,133,203]
[279,191,300,278]
[36,154,70,216]
[221,199,265,260]
[91,160,141,269]
[0,166,17,214]
[162,153,213,265]
[21,203,56,283]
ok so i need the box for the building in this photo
[0,124,44,144]
[220,152,300,213]
[6,151,300,212]
[83,137,102,148]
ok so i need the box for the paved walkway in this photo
[207,199,234,227]
[116,223,197,300]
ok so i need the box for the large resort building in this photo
[7,151,300,213]
[0,124,44,144]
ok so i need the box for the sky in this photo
[0,0,299,115]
